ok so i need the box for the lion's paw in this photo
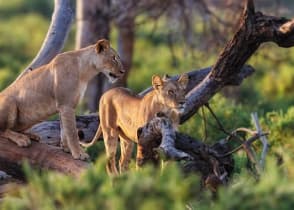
[16,136,31,147]
[72,149,89,161]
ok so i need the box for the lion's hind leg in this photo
[119,137,134,174]
[0,130,31,147]
[103,129,119,176]
[0,96,31,147]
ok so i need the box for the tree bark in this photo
[29,115,99,146]
[0,138,89,179]
[0,138,88,180]
[116,15,135,86]
[75,0,113,112]
[136,114,233,188]
[16,0,73,81]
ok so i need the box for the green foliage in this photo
[0,13,49,90]
[0,0,53,18]
[261,107,294,150]
[1,160,202,210]
[198,159,294,210]
[127,18,216,92]
[3,157,294,210]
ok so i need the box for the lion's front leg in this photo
[60,118,70,153]
[58,106,89,160]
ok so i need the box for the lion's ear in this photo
[178,73,189,89]
[152,75,164,90]
[162,74,170,81]
[95,39,110,53]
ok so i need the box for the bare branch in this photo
[137,114,191,164]
[180,1,294,123]
[251,112,269,169]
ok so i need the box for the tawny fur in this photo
[0,39,124,160]
[83,74,189,175]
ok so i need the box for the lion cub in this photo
[82,74,189,175]
[0,39,124,160]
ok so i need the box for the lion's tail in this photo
[80,125,102,147]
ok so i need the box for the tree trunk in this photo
[75,0,112,112]
[116,16,135,86]
[15,0,73,81]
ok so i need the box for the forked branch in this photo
[181,0,294,122]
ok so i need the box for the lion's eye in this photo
[168,90,175,95]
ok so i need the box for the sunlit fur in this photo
[83,74,189,175]
[0,39,124,160]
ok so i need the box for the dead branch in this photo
[181,0,294,123]
[137,113,234,186]
[137,113,191,166]
[251,112,269,169]
[15,0,73,81]
[139,65,254,96]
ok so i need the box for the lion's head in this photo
[152,74,189,114]
[94,39,125,83]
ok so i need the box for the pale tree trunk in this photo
[75,0,111,112]
[15,0,73,81]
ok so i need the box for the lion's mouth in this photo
[176,105,186,113]
[109,72,118,79]
[108,72,119,83]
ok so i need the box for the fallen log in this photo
[0,137,88,180]
[29,114,99,146]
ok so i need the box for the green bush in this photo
[0,0,53,18]
[1,160,202,210]
[2,157,294,210]
[261,106,294,150]
[0,14,49,91]
[202,159,294,210]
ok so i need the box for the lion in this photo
[0,39,124,160]
[81,74,189,175]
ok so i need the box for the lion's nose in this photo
[179,101,185,106]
